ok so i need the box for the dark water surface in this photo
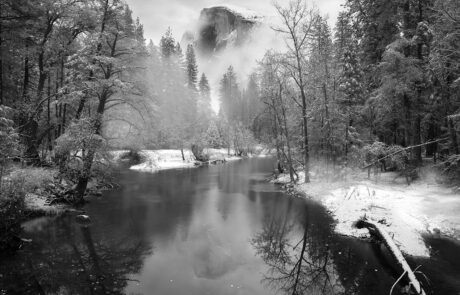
[1,157,460,294]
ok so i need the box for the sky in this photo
[125,0,345,44]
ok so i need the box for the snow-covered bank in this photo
[124,148,261,172]
[274,170,460,258]
[129,150,197,172]
[125,147,272,172]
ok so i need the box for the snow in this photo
[128,148,247,172]
[322,183,430,257]
[274,169,460,258]
[130,150,197,172]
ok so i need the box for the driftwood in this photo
[355,218,426,295]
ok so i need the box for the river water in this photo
[1,157,460,294]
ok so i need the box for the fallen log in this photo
[355,218,426,295]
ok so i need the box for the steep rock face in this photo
[195,5,262,55]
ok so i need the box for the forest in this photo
[0,0,459,256]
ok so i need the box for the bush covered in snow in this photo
[438,154,460,185]
[119,150,146,165]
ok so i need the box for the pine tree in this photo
[338,47,365,159]
[219,66,240,121]
[338,49,365,108]
[199,73,210,101]
[134,17,145,44]
[160,27,176,59]
[243,73,260,128]
[186,44,198,89]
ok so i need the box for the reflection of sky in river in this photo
[125,161,278,295]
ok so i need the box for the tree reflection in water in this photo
[252,202,345,295]
[0,215,152,294]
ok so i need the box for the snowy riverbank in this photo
[114,147,271,172]
[274,169,460,258]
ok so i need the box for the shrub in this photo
[8,167,55,193]
[119,150,145,165]
[438,154,460,183]
[191,144,210,162]
[0,174,26,252]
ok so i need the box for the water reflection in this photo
[252,199,345,295]
[0,215,152,294]
[1,158,460,295]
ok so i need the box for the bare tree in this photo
[274,0,319,183]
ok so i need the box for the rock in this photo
[75,215,91,224]
[192,5,261,54]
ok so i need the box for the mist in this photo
[196,19,283,112]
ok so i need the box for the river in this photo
[0,157,459,294]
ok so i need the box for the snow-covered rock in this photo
[195,5,262,54]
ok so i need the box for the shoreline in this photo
[272,168,460,258]
[116,148,270,173]
[20,148,272,219]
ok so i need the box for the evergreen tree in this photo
[159,27,176,59]
[199,73,211,101]
[219,66,240,121]
[338,47,365,159]
[243,73,261,128]
[186,44,198,89]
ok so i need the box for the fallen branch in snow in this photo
[355,218,427,295]
[361,139,446,170]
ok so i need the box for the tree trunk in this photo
[344,112,349,164]
[74,150,94,201]
[74,107,105,201]
[278,85,295,183]
[22,119,40,165]
[47,74,52,152]
[322,82,331,165]
[413,114,422,162]
[62,103,67,134]
[272,108,282,165]
[0,15,3,105]
[22,44,29,100]
[300,89,310,183]
[449,117,459,154]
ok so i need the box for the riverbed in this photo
[1,157,459,294]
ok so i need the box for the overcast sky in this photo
[125,0,345,44]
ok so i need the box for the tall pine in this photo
[186,44,198,89]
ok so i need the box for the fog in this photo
[196,18,284,112]
[125,0,344,112]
